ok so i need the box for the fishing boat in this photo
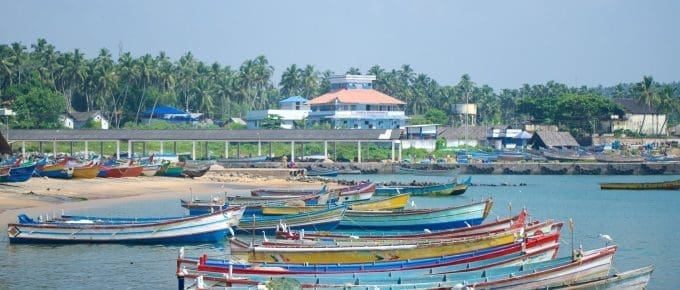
[229,228,518,264]
[180,195,229,216]
[219,155,268,163]
[72,163,100,179]
[397,166,458,176]
[337,198,492,231]
[375,176,471,196]
[182,165,210,178]
[180,245,616,289]
[551,265,653,289]
[600,179,680,190]
[181,231,559,275]
[261,194,409,216]
[305,167,338,177]
[0,162,37,182]
[7,206,246,244]
[276,209,530,241]
[140,164,161,176]
[236,205,346,234]
[103,165,144,178]
[34,158,72,179]
[251,184,327,197]
[329,182,375,202]
[156,160,184,177]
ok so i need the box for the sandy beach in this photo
[0,169,325,228]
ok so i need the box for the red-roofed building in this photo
[307,75,408,129]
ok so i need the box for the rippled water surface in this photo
[1,174,677,289]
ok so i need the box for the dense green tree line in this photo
[0,39,678,136]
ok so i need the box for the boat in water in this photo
[600,179,680,190]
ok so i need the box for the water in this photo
[1,174,678,289]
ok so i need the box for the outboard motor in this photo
[17,214,37,224]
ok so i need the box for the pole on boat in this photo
[251,214,256,245]
[569,218,574,259]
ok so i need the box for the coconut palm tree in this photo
[637,75,656,135]
[279,64,301,97]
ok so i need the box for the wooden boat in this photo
[182,232,559,275]
[251,184,327,197]
[329,182,375,202]
[279,209,526,240]
[182,245,616,289]
[7,206,245,244]
[182,165,210,178]
[0,163,37,182]
[375,176,471,196]
[37,166,73,179]
[337,198,492,231]
[305,167,338,177]
[229,228,518,264]
[595,154,645,163]
[236,205,346,234]
[140,164,161,177]
[551,265,653,289]
[600,179,680,190]
[542,149,596,162]
[180,195,228,216]
[219,155,268,163]
[261,194,409,215]
[103,165,144,178]
[72,164,100,179]
[397,166,458,176]
[156,160,184,177]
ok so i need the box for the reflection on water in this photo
[1,174,677,289]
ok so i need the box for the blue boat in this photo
[0,163,37,182]
[305,167,338,177]
[337,198,492,231]
[7,206,246,244]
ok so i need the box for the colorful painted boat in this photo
[37,166,73,179]
[219,155,268,163]
[276,209,530,241]
[156,160,184,177]
[180,195,229,216]
[552,265,653,289]
[329,182,376,203]
[104,165,144,178]
[229,228,518,264]
[375,176,471,196]
[236,205,347,234]
[181,231,559,275]
[181,245,616,289]
[140,164,161,177]
[305,167,338,177]
[251,184,327,197]
[397,166,458,176]
[7,206,245,244]
[229,193,325,216]
[0,163,37,182]
[337,198,492,231]
[261,194,410,216]
[600,179,680,190]
[72,164,100,179]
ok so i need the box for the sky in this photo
[1,0,678,90]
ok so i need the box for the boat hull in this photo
[600,179,680,190]
[0,163,37,182]
[72,165,100,179]
[7,207,245,244]
[236,205,346,234]
[337,198,492,230]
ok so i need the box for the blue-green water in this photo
[1,174,677,289]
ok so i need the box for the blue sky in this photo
[1,0,678,89]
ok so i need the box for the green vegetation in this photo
[1,39,678,135]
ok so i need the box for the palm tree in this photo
[8,42,27,85]
[300,65,319,98]
[346,67,361,75]
[279,64,301,97]
[637,75,655,135]
[133,54,157,124]
[656,85,678,136]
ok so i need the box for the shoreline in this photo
[0,172,325,232]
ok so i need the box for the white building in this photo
[246,96,310,129]
[602,98,668,136]
[60,111,110,129]
[307,75,408,129]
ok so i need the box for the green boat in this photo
[156,160,184,177]
[376,176,472,196]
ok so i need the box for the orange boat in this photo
[73,164,101,179]
[104,165,143,178]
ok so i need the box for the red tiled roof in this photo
[307,89,406,105]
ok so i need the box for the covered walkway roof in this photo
[8,129,401,142]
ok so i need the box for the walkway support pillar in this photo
[116,140,120,159]
[290,141,295,163]
[224,141,229,158]
[391,141,396,162]
[160,141,164,154]
[357,141,362,163]
[324,141,328,159]
[128,140,132,158]
[53,140,57,157]
[84,141,89,160]
[192,141,196,161]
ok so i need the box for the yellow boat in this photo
[232,230,519,263]
[261,194,410,215]
[347,193,410,211]
[73,164,100,179]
